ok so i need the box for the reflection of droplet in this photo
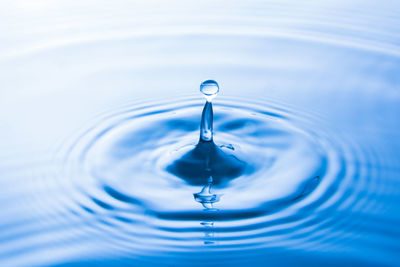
[193,179,221,210]
[195,179,219,246]
[200,221,214,227]
[200,80,219,102]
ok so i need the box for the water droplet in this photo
[200,80,219,101]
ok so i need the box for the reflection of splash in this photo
[193,177,222,209]
[193,176,222,245]
[201,221,216,245]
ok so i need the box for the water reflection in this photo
[193,176,222,210]
[193,176,221,245]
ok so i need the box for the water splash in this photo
[166,80,248,186]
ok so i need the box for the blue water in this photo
[1,1,400,266]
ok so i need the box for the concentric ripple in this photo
[1,1,400,266]
[46,96,381,260]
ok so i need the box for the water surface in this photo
[0,1,400,266]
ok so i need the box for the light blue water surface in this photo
[0,1,400,266]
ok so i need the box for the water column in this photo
[199,80,219,142]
